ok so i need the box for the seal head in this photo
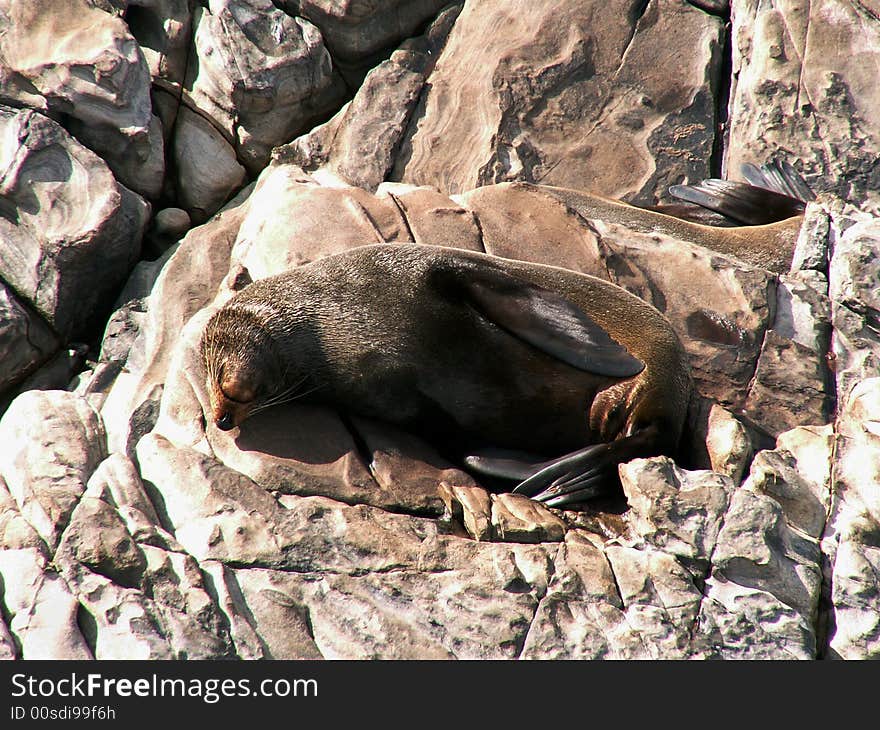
[200,305,287,430]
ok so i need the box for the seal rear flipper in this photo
[668,179,806,225]
[442,267,645,378]
[511,426,663,507]
[740,159,815,203]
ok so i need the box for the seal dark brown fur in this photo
[199,243,692,507]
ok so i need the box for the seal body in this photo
[200,243,692,505]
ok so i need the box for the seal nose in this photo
[215,412,235,431]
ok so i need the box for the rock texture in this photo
[0,0,878,661]
[725,0,880,211]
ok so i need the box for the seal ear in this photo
[446,266,645,378]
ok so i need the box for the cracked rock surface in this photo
[1,0,879,659]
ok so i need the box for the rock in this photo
[0,549,92,659]
[136,432,287,564]
[0,282,58,395]
[282,0,452,68]
[209,564,324,659]
[0,618,16,660]
[0,391,107,550]
[205,401,383,511]
[173,106,247,223]
[744,424,833,539]
[520,532,639,659]
[704,403,752,483]
[490,493,567,543]
[699,446,831,659]
[85,453,176,549]
[230,165,412,277]
[393,0,724,203]
[101,189,251,456]
[0,0,164,198]
[319,55,426,191]
[824,378,880,659]
[281,5,460,190]
[0,106,149,340]
[791,201,831,272]
[439,484,493,542]
[456,182,610,278]
[619,457,732,575]
[143,207,192,258]
[200,561,274,660]
[742,266,833,437]
[231,537,553,659]
[743,330,832,437]
[139,546,233,659]
[604,543,706,658]
[829,212,880,405]
[726,0,880,209]
[185,0,346,173]
[57,496,147,588]
[125,0,193,94]
[0,476,47,552]
[13,344,89,394]
[62,545,231,660]
[99,299,148,365]
[377,183,483,251]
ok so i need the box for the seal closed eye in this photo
[199,243,692,508]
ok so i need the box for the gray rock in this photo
[392,0,724,204]
[57,496,147,588]
[0,476,48,553]
[0,106,149,340]
[173,106,247,223]
[490,493,567,544]
[725,0,880,209]
[185,0,346,173]
[0,282,59,394]
[699,434,833,659]
[281,0,453,66]
[280,4,460,190]
[0,391,107,550]
[704,404,752,484]
[520,532,636,659]
[829,212,880,405]
[0,0,164,198]
[825,378,880,659]
[231,536,553,659]
[0,549,92,659]
[620,457,732,575]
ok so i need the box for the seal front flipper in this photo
[511,425,663,508]
[437,265,645,377]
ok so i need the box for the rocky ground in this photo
[0,0,878,659]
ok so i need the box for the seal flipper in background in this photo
[667,158,813,226]
[442,264,649,504]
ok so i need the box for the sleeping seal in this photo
[199,243,692,507]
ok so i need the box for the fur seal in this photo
[199,243,692,507]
